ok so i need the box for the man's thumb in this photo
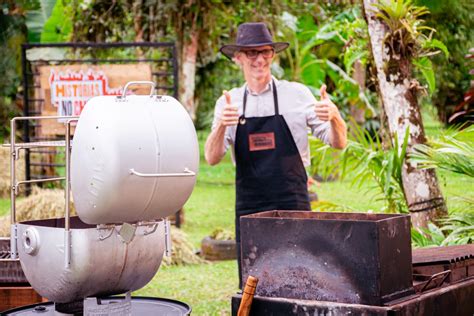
[223,90,232,105]
[320,84,328,100]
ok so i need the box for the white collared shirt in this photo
[211,77,331,166]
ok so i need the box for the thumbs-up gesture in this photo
[314,84,341,122]
[219,90,239,127]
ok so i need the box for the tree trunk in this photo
[351,60,367,125]
[132,0,144,42]
[363,0,447,229]
[179,26,199,120]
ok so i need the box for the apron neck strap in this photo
[243,79,279,117]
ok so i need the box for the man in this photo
[205,22,347,286]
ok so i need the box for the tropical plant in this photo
[411,211,474,247]
[373,0,449,95]
[24,0,56,42]
[409,125,473,247]
[410,125,474,177]
[308,135,340,182]
[411,223,446,248]
[0,2,28,140]
[416,0,474,124]
[342,125,409,213]
[440,211,474,245]
[40,0,73,42]
[277,7,377,121]
[310,121,409,213]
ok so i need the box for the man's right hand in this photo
[219,90,239,127]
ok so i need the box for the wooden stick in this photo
[237,275,259,316]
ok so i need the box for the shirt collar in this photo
[245,76,279,95]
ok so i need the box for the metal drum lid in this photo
[71,83,199,225]
[3,296,192,315]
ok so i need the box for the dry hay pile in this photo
[162,226,208,267]
[0,147,25,198]
[0,187,75,236]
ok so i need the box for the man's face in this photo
[235,45,274,81]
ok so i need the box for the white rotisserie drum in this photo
[71,84,199,224]
[7,82,199,304]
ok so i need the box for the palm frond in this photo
[410,126,474,177]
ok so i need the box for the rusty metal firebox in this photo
[240,211,414,306]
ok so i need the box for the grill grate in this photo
[0,251,10,259]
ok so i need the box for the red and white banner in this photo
[36,64,152,136]
[49,69,122,116]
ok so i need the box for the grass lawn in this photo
[0,199,9,216]
[0,110,471,316]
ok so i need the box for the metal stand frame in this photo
[8,116,78,263]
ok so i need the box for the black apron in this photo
[234,80,310,287]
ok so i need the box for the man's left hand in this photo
[314,84,341,122]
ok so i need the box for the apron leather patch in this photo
[248,132,276,151]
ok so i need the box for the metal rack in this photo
[8,116,78,265]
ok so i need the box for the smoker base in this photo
[232,277,474,316]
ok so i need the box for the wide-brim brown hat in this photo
[220,22,289,60]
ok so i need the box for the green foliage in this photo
[411,211,474,247]
[308,136,340,182]
[310,122,409,213]
[416,0,474,123]
[374,0,449,95]
[340,125,409,213]
[194,59,244,130]
[278,7,377,122]
[412,57,435,95]
[374,0,433,59]
[71,0,134,43]
[25,0,56,42]
[40,0,72,42]
[0,7,26,139]
[440,211,474,245]
[410,123,473,247]
[421,38,449,58]
[411,223,445,247]
[410,125,474,177]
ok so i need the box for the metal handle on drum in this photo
[129,168,196,178]
[119,81,156,99]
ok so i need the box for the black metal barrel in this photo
[3,296,192,315]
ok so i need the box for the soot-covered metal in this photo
[240,211,414,306]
